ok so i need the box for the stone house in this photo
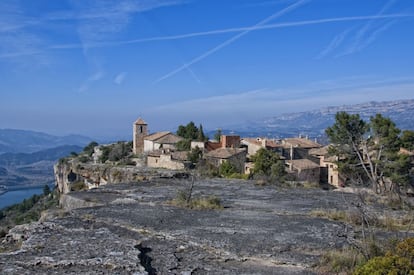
[191,135,241,152]
[285,159,321,183]
[204,148,247,173]
[309,146,345,187]
[147,150,189,170]
[221,135,241,148]
[240,137,280,157]
[143,132,183,153]
[279,138,321,160]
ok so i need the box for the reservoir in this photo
[0,186,45,210]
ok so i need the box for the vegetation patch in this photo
[310,208,414,231]
[318,238,414,274]
[171,190,223,210]
[70,181,87,191]
[319,247,365,274]
[0,186,60,240]
[354,237,414,275]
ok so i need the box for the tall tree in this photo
[401,130,414,151]
[198,124,207,141]
[177,121,199,140]
[176,122,207,151]
[251,148,286,181]
[214,128,222,142]
[326,112,410,194]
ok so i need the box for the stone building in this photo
[133,118,148,155]
[144,132,183,153]
[309,146,344,187]
[285,159,321,183]
[204,148,247,173]
[133,118,183,154]
[147,150,188,170]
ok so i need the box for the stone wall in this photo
[147,154,185,170]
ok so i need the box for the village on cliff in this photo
[108,118,343,187]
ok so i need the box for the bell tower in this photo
[133,118,148,154]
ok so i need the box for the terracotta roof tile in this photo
[282,138,321,149]
[205,148,246,159]
[309,146,329,156]
[156,133,183,144]
[287,159,320,170]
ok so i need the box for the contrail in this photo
[154,0,310,83]
[4,13,413,59]
[122,13,412,45]
[341,0,397,56]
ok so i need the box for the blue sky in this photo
[1,0,413,139]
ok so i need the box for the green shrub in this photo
[171,192,223,210]
[354,255,412,275]
[83,141,99,156]
[352,238,414,274]
[219,161,237,177]
[78,155,90,163]
[70,181,87,191]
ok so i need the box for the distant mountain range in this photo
[0,145,83,187]
[0,129,93,154]
[0,145,83,166]
[226,99,414,139]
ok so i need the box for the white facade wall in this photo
[144,140,154,152]
[191,141,205,149]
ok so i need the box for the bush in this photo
[83,141,99,156]
[354,255,412,275]
[70,181,87,191]
[320,238,414,275]
[172,191,223,210]
[78,155,90,163]
[191,196,223,210]
[219,161,237,177]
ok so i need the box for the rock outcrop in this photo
[1,178,372,274]
[54,159,188,194]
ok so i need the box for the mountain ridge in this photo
[0,129,93,154]
[230,99,414,138]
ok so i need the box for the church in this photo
[132,118,183,154]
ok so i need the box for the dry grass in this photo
[318,247,365,274]
[170,191,223,210]
[310,209,348,222]
[310,209,414,231]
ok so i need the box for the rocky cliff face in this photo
[53,158,188,194]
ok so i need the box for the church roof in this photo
[145,131,170,141]
[145,132,183,144]
[156,133,183,144]
[134,118,147,125]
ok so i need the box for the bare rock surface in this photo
[1,179,368,274]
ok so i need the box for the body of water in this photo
[0,186,45,210]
